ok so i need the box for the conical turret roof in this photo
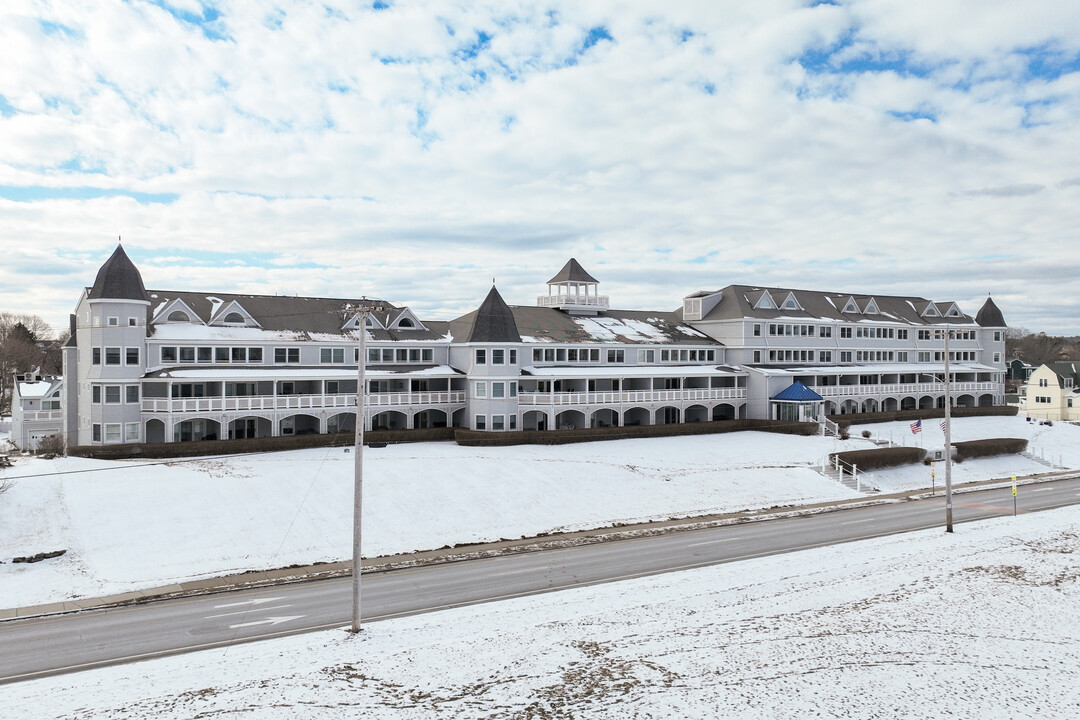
[88,244,149,302]
[467,286,521,343]
[975,297,1005,327]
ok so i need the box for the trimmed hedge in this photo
[454,418,818,447]
[828,406,1016,427]
[829,446,926,471]
[953,437,1028,460]
[68,427,455,460]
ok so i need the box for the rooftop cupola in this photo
[975,296,1006,328]
[88,243,150,303]
[537,258,608,315]
[468,285,521,343]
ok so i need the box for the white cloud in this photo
[0,0,1079,334]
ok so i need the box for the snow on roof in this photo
[17,380,56,397]
[750,363,998,376]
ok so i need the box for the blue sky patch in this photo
[0,95,17,117]
[59,157,108,174]
[1019,45,1080,82]
[0,186,179,204]
[39,20,82,39]
[582,26,613,52]
[145,1,231,41]
[373,1,391,10]
[457,30,492,61]
[888,109,937,123]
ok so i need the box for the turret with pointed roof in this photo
[88,244,149,302]
[975,297,1006,327]
[467,286,521,343]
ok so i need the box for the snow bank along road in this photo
[3,475,1080,685]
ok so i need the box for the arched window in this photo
[168,311,190,322]
[224,312,245,324]
[398,318,415,328]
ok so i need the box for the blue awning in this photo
[771,381,823,402]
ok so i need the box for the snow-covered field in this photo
[5,505,1079,719]
[1,416,1077,609]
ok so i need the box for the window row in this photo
[92,422,140,442]
[765,324,833,338]
[529,347,717,365]
[768,350,833,363]
[475,414,518,431]
[161,346,264,364]
[1033,396,1053,404]
[91,385,140,404]
[158,345,438,366]
[92,347,141,366]
[474,381,519,398]
[366,348,436,364]
[474,348,519,365]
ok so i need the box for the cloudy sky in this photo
[2,0,1079,336]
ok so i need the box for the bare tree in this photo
[0,312,56,415]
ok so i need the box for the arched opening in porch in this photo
[229,416,272,439]
[413,409,448,429]
[590,408,619,428]
[685,404,709,423]
[522,410,550,431]
[173,418,221,442]
[712,403,736,421]
[623,407,650,426]
[327,412,356,434]
[372,411,407,431]
[555,409,586,430]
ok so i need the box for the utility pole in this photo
[943,327,953,533]
[350,302,375,633]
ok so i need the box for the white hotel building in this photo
[51,246,1006,448]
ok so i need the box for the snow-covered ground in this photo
[5,505,1079,719]
[2,416,1077,609]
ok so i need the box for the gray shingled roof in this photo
[546,258,599,284]
[691,284,976,325]
[88,244,149,302]
[975,297,1006,327]
[146,290,446,341]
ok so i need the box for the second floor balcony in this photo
[519,387,745,406]
[142,391,466,414]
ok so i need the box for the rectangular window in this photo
[326,381,339,394]
[93,347,102,365]
[820,326,832,338]
[492,349,505,364]
[248,347,262,363]
[475,349,487,365]
[753,324,761,337]
[661,350,671,362]
[568,349,578,362]
[638,349,654,363]
[509,381,518,397]
[840,351,852,362]
[509,415,517,430]
[753,351,761,363]
[126,347,140,365]
[107,316,118,326]
[105,347,121,365]
[179,347,195,363]
[368,348,380,363]
[274,348,300,363]
[196,347,211,363]
[321,348,345,363]
[841,327,852,339]
[230,347,247,364]
[408,349,419,363]
[607,349,625,363]
[994,331,1002,342]
[381,349,393,362]
[396,348,408,362]
[105,386,121,403]
[918,330,932,340]
[897,352,908,362]
[105,424,121,442]
[475,415,486,430]
[92,385,101,403]
[129,317,138,327]
[92,424,101,442]
[509,349,517,364]
[491,415,505,430]
[898,329,908,340]
[476,381,487,398]
[126,385,139,403]
[125,422,139,442]
[216,347,230,363]
[556,349,567,362]
[533,348,543,362]
[492,382,505,398]
[544,349,555,362]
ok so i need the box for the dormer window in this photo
[224,312,245,324]
[862,298,880,315]
[841,297,859,314]
[398,318,415,328]
[754,291,776,310]
[922,304,940,317]
[945,304,962,317]
[781,293,801,311]
[168,311,191,322]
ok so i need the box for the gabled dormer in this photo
[752,290,776,310]
[682,290,722,321]
[209,300,260,328]
[388,307,426,331]
[343,312,385,332]
[861,297,880,315]
[153,297,204,325]
[921,302,941,318]
[780,292,802,312]
[943,302,963,318]
[841,296,860,314]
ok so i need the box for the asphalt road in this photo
[3,476,1080,685]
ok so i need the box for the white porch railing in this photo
[142,391,465,414]
[518,388,745,406]
[814,382,998,398]
[536,294,610,309]
[16,410,64,421]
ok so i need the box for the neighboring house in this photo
[1008,358,1035,382]
[59,246,1008,446]
[1022,362,1080,421]
[10,373,64,451]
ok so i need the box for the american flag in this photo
[910,419,922,434]
[940,420,949,433]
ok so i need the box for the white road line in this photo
[206,605,292,619]
[840,518,874,525]
[229,615,306,630]
[213,597,286,609]
[1030,487,1053,492]
[686,537,742,547]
